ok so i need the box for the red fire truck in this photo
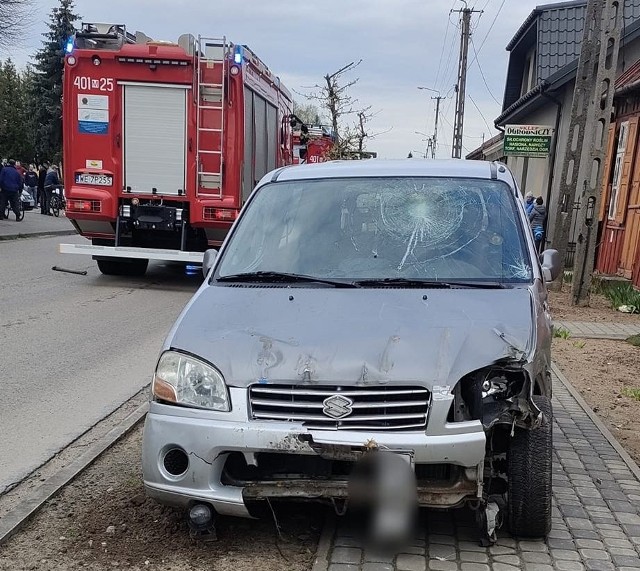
[60,23,294,275]
[291,118,334,164]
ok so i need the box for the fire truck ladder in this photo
[196,36,228,198]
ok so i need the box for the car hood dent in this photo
[168,286,534,389]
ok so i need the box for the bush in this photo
[602,282,640,313]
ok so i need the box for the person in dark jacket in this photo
[42,165,61,215]
[24,165,39,205]
[38,163,48,210]
[0,159,24,220]
[529,196,547,253]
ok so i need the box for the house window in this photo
[608,121,629,220]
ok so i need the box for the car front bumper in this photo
[142,387,487,518]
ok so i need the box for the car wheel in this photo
[507,394,553,538]
[97,258,149,276]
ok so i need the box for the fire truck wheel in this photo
[97,258,148,277]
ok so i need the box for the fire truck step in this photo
[199,150,222,155]
[200,83,223,88]
[199,105,223,110]
[199,128,222,132]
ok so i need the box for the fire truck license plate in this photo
[75,173,113,186]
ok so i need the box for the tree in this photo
[298,61,386,160]
[292,101,324,126]
[0,59,36,162]
[0,0,32,52]
[32,0,79,163]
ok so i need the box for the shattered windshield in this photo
[217,177,533,283]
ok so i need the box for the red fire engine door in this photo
[122,83,189,196]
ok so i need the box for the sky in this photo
[4,0,545,158]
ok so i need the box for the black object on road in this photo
[52,266,88,276]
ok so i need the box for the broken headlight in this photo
[152,351,230,411]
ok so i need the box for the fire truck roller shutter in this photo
[123,83,188,196]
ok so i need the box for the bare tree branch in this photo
[0,0,34,51]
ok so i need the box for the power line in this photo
[470,37,501,105]
[469,0,507,67]
[434,1,457,89]
[468,93,493,134]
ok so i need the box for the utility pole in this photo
[432,95,444,158]
[451,2,481,159]
[550,0,622,305]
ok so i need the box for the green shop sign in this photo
[503,125,555,157]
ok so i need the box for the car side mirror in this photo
[202,249,218,278]
[540,249,561,282]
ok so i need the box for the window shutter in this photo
[614,116,639,224]
[598,124,617,222]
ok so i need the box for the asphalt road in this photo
[0,233,200,493]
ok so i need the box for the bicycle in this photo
[3,193,24,221]
[49,185,66,217]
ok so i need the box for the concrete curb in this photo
[312,511,335,571]
[0,229,77,241]
[552,362,640,482]
[0,402,148,546]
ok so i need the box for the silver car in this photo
[142,160,561,544]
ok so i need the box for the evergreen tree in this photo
[32,0,79,163]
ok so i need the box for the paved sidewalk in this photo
[0,209,76,241]
[554,320,640,340]
[317,368,640,571]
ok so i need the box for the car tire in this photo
[97,258,149,276]
[507,394,553,538]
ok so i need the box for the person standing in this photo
[15,160,27,178]
[43,165,60,215]
[524,192,535,216]
[39,163,49,214]
[24,165,38,207]
[529,196,547,253]
[0,159,24,221]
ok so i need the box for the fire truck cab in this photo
[61,23,294,276]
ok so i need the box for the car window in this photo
[217,177,533,283]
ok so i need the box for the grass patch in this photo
[553,326,571,339]
[573,340,586,349]
[602,282,640,313]
[627,334,640,347]
[622,387,640,401]
[563,270,573,285]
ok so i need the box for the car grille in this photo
[248,384,431,431]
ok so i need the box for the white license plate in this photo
[75,173,113,186]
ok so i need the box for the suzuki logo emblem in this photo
[322,394,354,419]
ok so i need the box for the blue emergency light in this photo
[65,37,74,53]
[233,45,243,64]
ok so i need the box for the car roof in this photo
[266,159,515,187]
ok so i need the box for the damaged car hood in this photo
[168,286,534,389]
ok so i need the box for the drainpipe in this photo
[541,92,563,248]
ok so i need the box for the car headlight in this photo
[152,351,230,411]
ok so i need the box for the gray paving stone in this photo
[518,541,549,553]
[364,550,396,564]
[331,547,363,565]
[428,544,456,560]
[567,518,595,531]
[458,552,487,563]
[329,565,360,571]
[335,537,363,547]
[579,549,611,561]
[491,564,520,571]
[425,559,457,571]
[396,553,426,571]
[575,539,605,549]
[521,551,552,564]
[547,538,576,550]
[555,562,585,571]
[618,514,640,525]
[363,564,394,571]
[583,560,616,571]
[612,555,640,567]
[522,564,554,571]
[459,564,489,571]
[550,549,581,561]
[492,555,521,565]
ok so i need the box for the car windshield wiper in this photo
[353,278,508,289]
[216,271,359,288]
